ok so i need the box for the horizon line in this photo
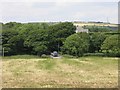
[0,21,118,24]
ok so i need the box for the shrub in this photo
[83,53,105,56]
[41,54,49,58]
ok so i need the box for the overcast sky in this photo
[0,0,119,23]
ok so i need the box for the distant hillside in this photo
[73,22,117,27]
[73,22,118,31]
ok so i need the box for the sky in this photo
[0,0,119,24]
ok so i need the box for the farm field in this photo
[2,56,118,88]
[0,57,2,89]
[73,22,118,27]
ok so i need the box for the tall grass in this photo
[2,55,40,59]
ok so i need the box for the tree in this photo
[24,29,49,55]
[48,22,76,52]
[101,35,120,56]
[2,30,24,55]
[2,22,76,56]
[3,22,22,31]
[84,26,112,32]
[2,22,25,55]
[62,33,89,57]
[17,23,49,54]
[89,32,106,53]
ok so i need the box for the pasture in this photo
[2,55,118,88]
[73,22,118,27]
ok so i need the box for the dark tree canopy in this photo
[2,30,24,55]
[2,22,76,56]
[89,32,107,53]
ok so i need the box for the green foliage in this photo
[41,54,49,58]
[24,29,49,55]
[2,22,75,56]
[89,32,107,53]
[2,22,119,57]
[2,29,23,55]
[84,25,112,32]
[83,53,105,56]
[62,54,76,58]
[62,33,89,56]
[48,22,76,51]
[3,22,22,31]
[101,35,120,57]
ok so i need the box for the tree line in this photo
[2,22,120,57]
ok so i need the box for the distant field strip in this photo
[2,56,118,88]
[73,23,118,27]
[0,58,2,89]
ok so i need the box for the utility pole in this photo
[107,17,109,23]
[58,42,59,53]
[3,48,4,57]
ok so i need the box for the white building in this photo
[75,26,89,33]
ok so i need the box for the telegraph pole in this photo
[107,17,109,23]
[58,42,59,53]
[3,48,4,57]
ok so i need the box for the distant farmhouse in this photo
[75,25,89,33]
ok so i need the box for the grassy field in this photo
[0,57,2,89]
[73,22,118,27]
[2,55,118,88]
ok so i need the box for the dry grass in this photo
[2,56,118,88]
[0,58,2,89]
[73,22,117,27]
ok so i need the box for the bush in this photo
[84,53,105,56]
[62,54,76,58]
[41,54,49,58]
[101,35,120,57]
[105,53,120,57]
